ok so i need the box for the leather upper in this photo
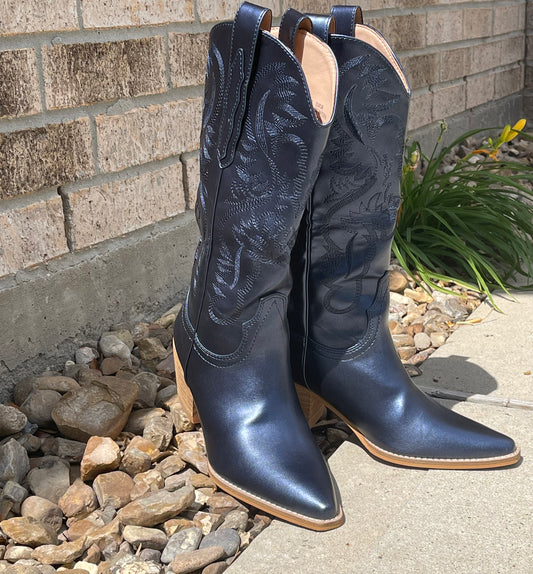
[174,4,342,522]
[289,15,517,463]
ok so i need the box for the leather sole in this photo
[295,384,522,470]
[172,343,345,531]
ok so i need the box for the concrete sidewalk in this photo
[226,290,533,574]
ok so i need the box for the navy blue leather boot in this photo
[289,6,521,470]
[173,3,344,529]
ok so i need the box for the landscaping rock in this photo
[58,479,98,518]
[131,373,160,409]
[40,437,86,462]
[122,525,168,551]
[0,439,30,487]
[93,471,134,510]
[51,377,138,441]
[169,546,225,574]
[0,406,27,437]
[99,334,132,365]
[199,528,240,558]
[26,459,70,504]
[414,331,432,350]
[80,436,121,481]
[75,347,99,365]
[124,408,165,435]
[33,376,80,394]
[117,485,195,527]
[0,516,58,547]
[143,416,173,451]
[31,535,86,564]
[161,527,203,563]
[20,390,62,428]
[20,496,63,532]
[4,544,33,561]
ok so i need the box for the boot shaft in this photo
[178,3,338,364]
[290,10,411,356]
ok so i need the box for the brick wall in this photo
[0,0,527,281]
[0,1,528,388]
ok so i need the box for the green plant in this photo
[394,120,533,308]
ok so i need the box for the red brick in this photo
[0,119,94,199]
[0,196,68,277]
[0,0,77,36]
[43,38,166,110]
[81,0,194,28]
[96,99,202,173]
[0,49,41,119]
[65,163,185,250]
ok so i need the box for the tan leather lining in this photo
[270,28,337,124]
[354,25,409,92]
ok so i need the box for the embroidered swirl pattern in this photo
[314,50,407,316]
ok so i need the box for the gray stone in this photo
[20,495,64,532]
[0,439,30,487]
[413,331,431,351]
[131,372,160,408]
[26,459,70,503]
[428,291,469,320]
[155,385,176,408]
[0,405,27,437]
[75,346,100,365]
[123,525,168,550]
[2,481,28,513]
[3,544,33,561]
[161,527,202,563]
[138,548,161,564]
[99,334,132,364]
[51,376,138,441]
[12,378,36,407]
[124,408,165,435]
[115,558,162,573]
[19,390,62,427]
[104,329,134,352]
[220,510,248,532]
[33,376,80,393]
[40,437,86,462]
[143,416,173,451]
[199,529,240,558]
[430,331,448,348]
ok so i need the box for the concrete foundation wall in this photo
[0,0,529,399]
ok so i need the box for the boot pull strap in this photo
[307,14,336,43]
[218,2,272,168]
[330,5,363,37]
[279,8,313,53]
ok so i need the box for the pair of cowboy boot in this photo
[173,2,520,531]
